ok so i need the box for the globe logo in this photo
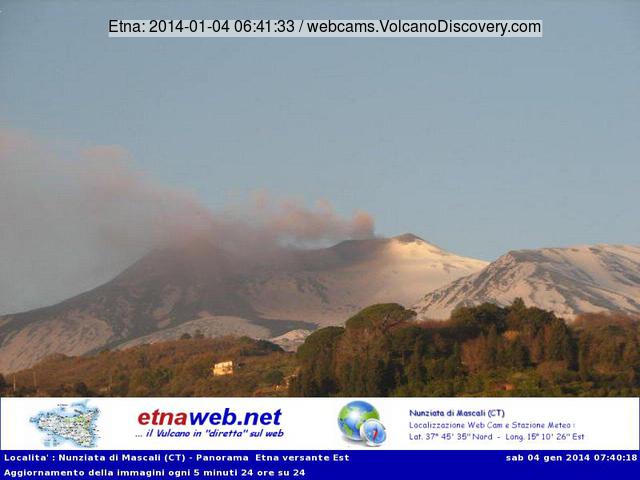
[337,401,386,446]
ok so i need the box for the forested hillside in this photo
[3,300,638,398]
[1,336,295,397]
[291,301,640,397]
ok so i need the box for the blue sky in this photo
[1,0,639,260]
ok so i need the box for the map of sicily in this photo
[30,400,100,448]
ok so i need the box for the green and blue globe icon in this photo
[338,401,387,446]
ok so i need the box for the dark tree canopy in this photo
[291,300,640,397]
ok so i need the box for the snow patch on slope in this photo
[269,329,313,351]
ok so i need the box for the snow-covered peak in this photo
[388,233,444,257]
[413,244,640,321]
[386,233,487,267]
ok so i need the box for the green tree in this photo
[264,369,284,386]
[73,382,90,396]
[291,326,344,396]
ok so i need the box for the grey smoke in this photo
[0,128,375,314]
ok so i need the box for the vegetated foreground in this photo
[4,335,296,397]
[292,301,640,397]
[3,300,639,397]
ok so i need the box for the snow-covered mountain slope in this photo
[268,329,313,351]
[0,233,485,372]
[246,233,488,326]
[413,244,640,321]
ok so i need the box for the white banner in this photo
[1,397,637,451]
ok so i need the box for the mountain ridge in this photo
[414,243,640,321]
[0,233,485,373]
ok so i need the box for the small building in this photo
[212,360,234,376]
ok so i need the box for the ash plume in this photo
[0,128,375,314]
